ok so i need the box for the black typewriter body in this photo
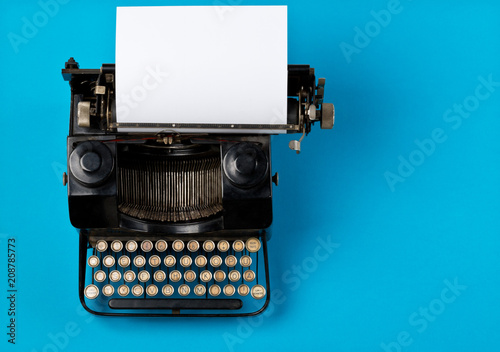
[62,59,334,316]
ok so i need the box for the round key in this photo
[118,285,130,296]
[223,284,235,296]
[240,255,252,267]
[251,284,266,299]
[141,240,153,252]
[102,284,114,297]
[134,255,146,268]
[87,255,99,268]
[243,270,256,282]
[103,255,115,268]
[184,270,196,282]
[172,240,184,252]
[132,284,144,297]
[217,240,230,252]
[187,240,199,252]
[232,240,245,252]
[195,255,207,267]
[84,284,99,299]
[238,284,250,296]
[162,284,174,296]
[194,284,206,296]
[246,238,261,253]
[149,255,161,267]
[228,270,241,282]
[214,270,226,282]
[225,255,237,267]
[169,270,182,282]
[164,255,176,267]
[154,270,166,282]
[180,255,192,267]
[146,284,158,296]
[94,270,106,282]
[125,240,138,252]
[203,240,215,252]
[179,284,190,296]
[124,270,136,282]
[210,255,222,268]
[138,270,150,283]
[109,270,122,282]
[111,240,123,252]
[96,240,108,252]
[155,240,168,252]
[118,255,130,268]
[200,270,212,283]
[209,284,221,297]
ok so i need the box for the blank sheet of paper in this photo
[115,6,288,133]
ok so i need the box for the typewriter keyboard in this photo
[82,237,268,314]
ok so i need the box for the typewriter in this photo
[62,58,334,317]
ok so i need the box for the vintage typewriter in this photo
[62,58,334,317]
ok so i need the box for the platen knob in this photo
[321,103,335,129]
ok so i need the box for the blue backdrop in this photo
[1,1,499,351]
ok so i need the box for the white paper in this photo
[115,6,288,134]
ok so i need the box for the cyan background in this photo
[1,0,499,351]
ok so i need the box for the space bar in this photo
[108,298,243,310]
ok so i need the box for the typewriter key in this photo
[187,240,200,252]
[118,285,130,297]
[200,270,212,283]
[132,285,144,297]
[225,255,237,267]
[178,284,190,296]
[194,284,206,296]
[172,240,185,252]
[111,240,123,252]
[210,255,222,268]
[243,270,255,282]
[251,285,266,300]
[154,270,166,282]
[195,255,207,267]
[164,255,176,267]
[203,240,215,252]
[87,255,100,268]
[138,270,150,283]
[209,284,221,297]
[169,270,182,282]
[146,284,158,296]
[217,240,230,252]
[238,284,250,296]
[133,255,146,268]
[246,238,261,253]
[223,284,236,296]
[102,284,114,297]
[118,255,130,268]
[149,255,161,267]
[94,270,106,283]
[214,270,226,282]
[155,240,168,252]
[141,240,153,252]
[126,240,138,252]
[228,270,241,282]
[124,270,136,283]
[96,240,108,252]
[162,284,174,296]
[109,270,122,282]
[84,284,99,299]
[180,255,193,267]
[240,255,252,267]
[103,255,115,268]
[232,240,245,252]
[184,270,196,282]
